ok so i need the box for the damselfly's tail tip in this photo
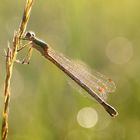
[109,109,118,118]
[102,102,118,117]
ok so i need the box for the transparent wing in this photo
[47,47,116,101]
[71,60,116,100]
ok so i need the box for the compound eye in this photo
[30,32,35,37]
[25,32,31,38]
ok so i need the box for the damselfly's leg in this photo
[16,47,33,64]
[17,41,32,52]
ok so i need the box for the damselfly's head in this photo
[23,31,36,41]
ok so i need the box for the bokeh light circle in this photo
[77,107,98,128]
[106,37,133,64]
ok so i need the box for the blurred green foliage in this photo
[0,0,140,140]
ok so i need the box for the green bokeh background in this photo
[0,0,140,140]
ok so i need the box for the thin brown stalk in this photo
[1,0,34,140]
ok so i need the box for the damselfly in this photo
[19,31,118,117]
